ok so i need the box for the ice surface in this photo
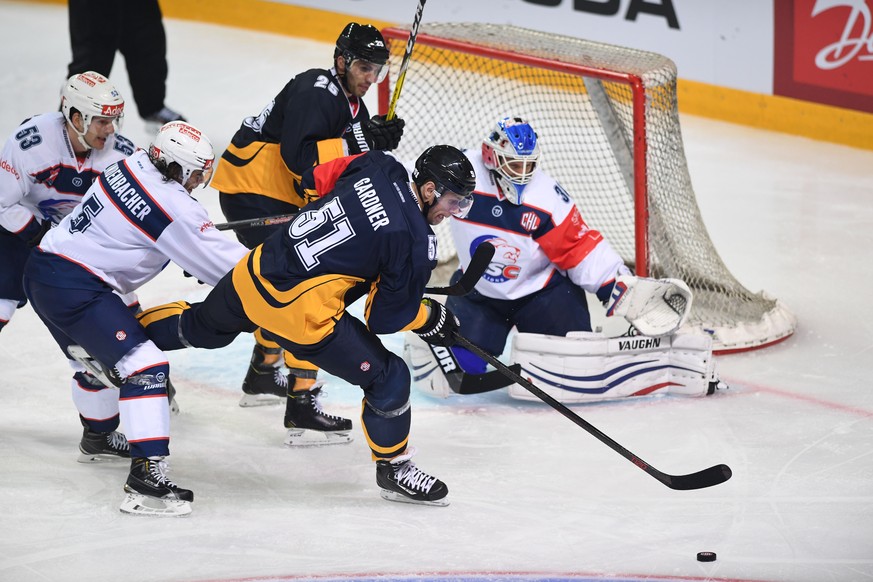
[1,2,872,582]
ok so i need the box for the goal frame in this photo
[378,26,652,277]
[377,24,796,354]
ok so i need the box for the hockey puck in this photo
[697,551,717,562]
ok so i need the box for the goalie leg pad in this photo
[508,330,717,403]
[403,332,456,398]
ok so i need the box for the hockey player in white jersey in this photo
[0,71,162,459]
[23,121,247,516]
[404,116,719,403]
[0,71,134,330]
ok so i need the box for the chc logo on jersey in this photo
[115,330,127,341]
[520,211,540,232]
[472,235,521,284]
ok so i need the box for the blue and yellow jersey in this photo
[211,67,371,207]
[232,151,437,345]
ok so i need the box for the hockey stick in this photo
[214,213,297,232]
[426,343,520,394]
[452,333,733,491]
[385,0,427,120]
[424,242,494,296]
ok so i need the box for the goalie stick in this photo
[214,213,297,232]
[385,0,427,121]
[424,242,494,296]
[452,333,733,491]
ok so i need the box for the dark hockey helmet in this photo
[334,22,389,67]
[413,145,477,218]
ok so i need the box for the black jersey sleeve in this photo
[365,231,433,335]
[276,70,367,177]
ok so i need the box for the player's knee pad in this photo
[114,340,168,381]
[508,330,717,403]
[363,352,411,413]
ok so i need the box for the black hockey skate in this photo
[120,457,193,517]
[283,382,353,446]
[376,447,449,506]
[78,427,130,463]
[239,346,287,407]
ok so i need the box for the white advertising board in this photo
[272,0,775,94]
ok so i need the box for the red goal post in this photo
[378,23,796,353]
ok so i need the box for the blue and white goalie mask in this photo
[481,116,541,205]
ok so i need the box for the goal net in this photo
[378,23,796,353]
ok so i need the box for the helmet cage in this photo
[148,122,215,189]
[481,116,540,205]
[61,71,125,149]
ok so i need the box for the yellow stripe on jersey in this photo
[316,137,346,166]
[231,247,365,345]
[363,276,431,333]
[211,142,306,207]
[136,301,191,327]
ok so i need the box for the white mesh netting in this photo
[381,23,795,352]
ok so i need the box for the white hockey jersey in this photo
[450,150,629,301]
[0,112,135,233]
[38,150,247,294]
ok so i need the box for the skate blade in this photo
[77,451,129,463]
[284,429,353,447]
[379,489,449,507]
[119,492,192,517]
[238,393,284,407]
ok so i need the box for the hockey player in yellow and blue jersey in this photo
[138,145,475,506]
[211,22,406,409]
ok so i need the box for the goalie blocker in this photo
[405,330,721,403]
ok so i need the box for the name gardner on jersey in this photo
[354,177,390,230]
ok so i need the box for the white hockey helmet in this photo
[148,121,215,189]
[61,71,125,149]
[481,116,541,205]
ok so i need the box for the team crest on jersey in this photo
[115,330,127,341]
[520,211,540,232]
[472,234,521,284]
[427,235,438,261]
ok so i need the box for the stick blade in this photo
[425,241,495,296]
[663,463,732,491]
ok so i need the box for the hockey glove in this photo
[605,275,693,337]
[414,298,460,347]
[345,115,405,154]
[19,218,52,247]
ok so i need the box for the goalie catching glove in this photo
[605,275,693,337]
[344,115,405,154]
[414,298,459,347]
